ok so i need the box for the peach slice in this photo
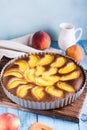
[60,70,80,81]
[16,84,33,98]
[58,62,76,74]
[15,60,29,72]
[38,54,54,66]
[42,67,57,76]
[51,57,66,68]
[46,86,64,98]
[28,54,40,67]
[25,69,35,82]
[7,78,27,89]
[3,70,23,78]
[42,75,60,83]
[30,122,54,130]
[32,86,44,100]
[35,77,55,86]
[35,66,45,76]
[57,82,75,92]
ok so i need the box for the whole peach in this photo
[32,31,51,50]
[0,113,20,130]
[66,45,84,62]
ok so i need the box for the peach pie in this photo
[1,53,86,110]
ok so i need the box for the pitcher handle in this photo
[75,28,83,43]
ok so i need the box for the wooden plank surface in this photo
[0,56,87,123]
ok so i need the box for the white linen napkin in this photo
[0,34,62,59]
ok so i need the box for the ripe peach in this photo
[32,31,51,50]
[66,45,84,62]
[0,113,20,130]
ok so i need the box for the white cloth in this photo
[0,34,62,59]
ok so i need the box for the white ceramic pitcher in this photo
[58,23,83,50]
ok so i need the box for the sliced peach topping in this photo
[32,86,44,100]
[51,57,66,68]
[16,84,33,98]
[42,67,57,76]
[57,82,75,92]
[59,62,76,74]
[35,66,45,76]
[15,60,29,72]
[60,70,80,81]
[7,78,27,89]
[28,54,40,67]
[3,69,23,78]
[46,86,64,98]
[35,77,55,86]
[42,75,60,83]
[25,68,35,82]
[37,54,54,66]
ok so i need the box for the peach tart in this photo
[1,53,86,110]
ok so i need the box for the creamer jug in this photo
[58,23,83,50]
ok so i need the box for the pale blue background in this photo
[0,0,87,40]
[0,1,87,129]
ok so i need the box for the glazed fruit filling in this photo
[3,54,83,102]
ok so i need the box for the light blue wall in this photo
[0,0,87,40]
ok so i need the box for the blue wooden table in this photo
[0,40,87,130]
